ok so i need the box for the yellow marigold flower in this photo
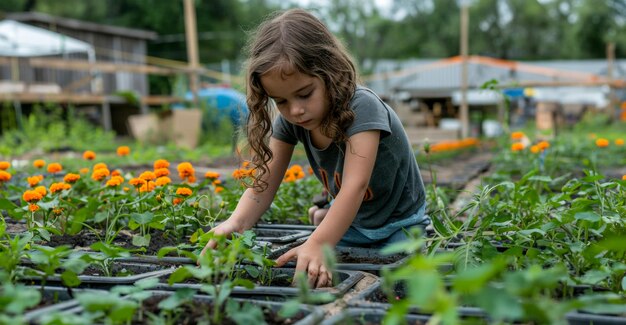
[173,198,183,205]
[139,180,156,193]
[215,186,224,194]
[530,145,540,154]
[111,170,121,177]
[27,175,43,187]
[595,138,609,148]
[139,171,156,181]
[91,168,110,181]
[33,159,45,168]
[123,187,130,192]
[176,187,193,196]
[53,207,64,215]
[23,190,42,203]
[0,161,10,170]
[82,150,96,160]
[29,203,39,212]
[47,163,62,174]
[64,173,81,184]
[537,141,550,150]
[80,168,90,174]
[204,171,220,179]
[511,142,525,152]
[0,170,11,182]
[155,176,172,186]
[129,178,145,187]
[615,139,624,146]
[105,178,122,187]
[242,161,251,168]
[154,168,170,177]
[116,146,130,156]
[50,182,71,193]
[510,131,525,140]
[93,163,108,171]
[35,186,47,197]
[154,159,170,170]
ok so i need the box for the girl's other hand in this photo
[274,239,332,288]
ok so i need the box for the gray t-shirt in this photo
[272,86,426,232]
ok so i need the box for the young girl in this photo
[201,8,429,288]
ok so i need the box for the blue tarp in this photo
[183,87,249,127]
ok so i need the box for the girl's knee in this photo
[312,208,328,226]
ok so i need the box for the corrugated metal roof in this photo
[365,57,626,97]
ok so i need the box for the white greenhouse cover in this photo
[0,20,94,57]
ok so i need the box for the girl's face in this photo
[260,67,329,131]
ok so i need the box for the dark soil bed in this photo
[42,230,185,255]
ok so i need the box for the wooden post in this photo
[607,42,617,120]
[459,2,470,138]
[184,0,200,106]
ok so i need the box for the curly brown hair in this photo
[244,8,358,192]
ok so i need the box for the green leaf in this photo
[278,300,301,318]
[132,234,151,247]
[93,211,108,223]
[244,265,259,278]
[471,286,523,321]
[226,300,266,325]
[157,288,195,310]
[130,212,155,225]
[168,267,192,285]
[61,270,81,287]
[574,211,600,222]
[528,176,552,183]
[580,270,609,285]
[0,198,18,211]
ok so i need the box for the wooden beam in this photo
[497,80,626,89]
[141,95,184,106]
[28,58,177,75]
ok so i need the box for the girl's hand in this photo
[199,219,242,257]
[274,239,333,288]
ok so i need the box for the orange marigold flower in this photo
[176,187,193,196]
[154,168,170,177]
[511,142,525,152]
[35,186,47,197]
[27,175,43,187]
[615,139,624,146]
[308,166,314,175]
[204,171,220,179]
[215,186,224,194]
[187,175,196,183]
[29,203,40,212]
[155,176,172,186]
[80,168,90,174]
[622,175,626,181]
[123,187,130,192]
[129,178,146,187]
[177,162,195,178]
[530,145,540,154]
[64,173,81,184]
[173,198,183,205]
[154,159,170,169]
[116,146,130,156]
[242,161,251,168]
[111,170,121,177]
[91,168,110,181]
[50,182,71,193]
[0,170,12,182]
[213,179,222,185]
[510,131,525,140]
[83,150,96,160]
[23,190,42,203]
[232,169,244,179]
[139,171,156,181]
[0,161,10,170]
[595,138,609,148]
[33,159,45,168]
[537,141,550,150]
[105,177,122,187]
[93,163,108,171]
[283,173,297,183]
[139,180,156,193]
[47,163,62,173]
